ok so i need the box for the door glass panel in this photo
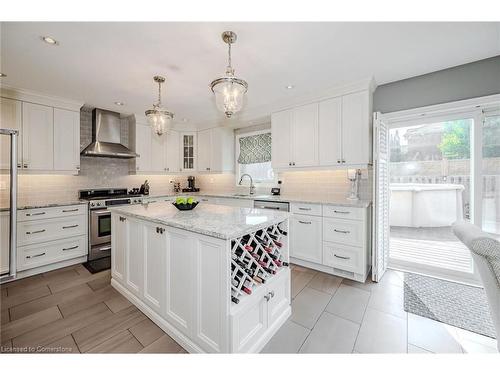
[482,114,500,234]
[98,215,111,236]
[388,118,474,277]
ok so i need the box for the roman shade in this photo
[237,132,271,164]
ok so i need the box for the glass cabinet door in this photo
[181,132,196,171]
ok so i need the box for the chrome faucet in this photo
[238,174,256,195]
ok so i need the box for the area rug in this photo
[404,272,496,338]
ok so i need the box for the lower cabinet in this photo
[289,214,322,264]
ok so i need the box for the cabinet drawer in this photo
[18,215,87,246]
[18,204,87,222]
[17,235,87,271]
[323,217,363,246]
[290,202,322,216]
[322,205,364,221]
[323,242,363,273]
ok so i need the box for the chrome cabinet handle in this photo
[298,220,312,224]
[334,254,350,260]
[26,212,46,216]
[333,210,350,214]
[17,163,22,168]
[269,290,275,298]
[62,224,78,229]
[62,245,78,251]
[26,252,46,259]
[24,163,28,168]
[156,227,165,234]
[337,160,341,163]
[26,229,46,235]
[334,229,350,234]
[99,246,111,252]
[264,295,270,302]
[62,208,79,213]
[298,207,311,211]
[119,216,126,222]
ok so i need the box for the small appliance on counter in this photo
[139,180,150,195]
[182,176,200,192]
[347,169,361,201]
[173,181,181,193]
[271,180,282,196]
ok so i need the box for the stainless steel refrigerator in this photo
[1,128,18,283]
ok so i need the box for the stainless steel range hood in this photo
[81,108,139,158]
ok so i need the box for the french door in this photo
[374,102,500,284]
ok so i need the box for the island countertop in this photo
[108,202,291,240]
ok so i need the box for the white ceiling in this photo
[1,22,499,128]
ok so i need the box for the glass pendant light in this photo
[210,31,248,119]
[145,75,174,136]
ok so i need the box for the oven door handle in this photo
[92,209,110,216]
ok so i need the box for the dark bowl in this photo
[172,201,199,211]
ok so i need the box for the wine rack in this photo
[230,221,288,304]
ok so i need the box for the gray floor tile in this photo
[290,287,331,329]
[299,311,359,353]
[325,284,370,324]
[367,283,406,319]
[408,313,463,353]
[307,272,342,295]
[261,320,310,353]
[291,269,317,299]
[408,344,433,354]
[354,308,407,353]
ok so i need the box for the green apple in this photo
[187,197,194,204]
[176,197,187,205]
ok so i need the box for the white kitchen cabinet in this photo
[271,109,293,169]
[271,104,318,169]
[22,102,54,171]
[166,131,180,173]
[197,128,211,172]
[319,96,342,166]
[0,98,22,170]
[133,123,152,173]
[111,214,127,283]
[0,211,10,275]
[197,127,234,173]
[180,132,197,172]
[289,214,323,264]
[342,90,371,165]
[151,131,167,172]
[144,222,167,314]
[54,108,80,172]
[125,218,144,297]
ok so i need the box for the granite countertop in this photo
[109,202,291,240]
[147,192,371,208]
[0,200,87,212]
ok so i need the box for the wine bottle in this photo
[231,296,240,304]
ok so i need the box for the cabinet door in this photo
[292,103,319,167]
[197,129,211,172]
[319,97,342,166]
[125,218,144,296]
[111,214,127,283]
[0,212,10,275]
[22,102,54,170]
[165,229,194,336]
[180,132,196,172]
[271,109,293,169]
[135,123,152,172]
[289,214,323,264]
[151,131,167,172]
[144,223,167,314]
[166,131,180,173]
[267,269,291,328]
[54,108,80,172]
[0,98,22,169]
[341,90,370,165]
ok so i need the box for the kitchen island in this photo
[108,202,291,353]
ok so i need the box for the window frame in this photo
[234,129,276,187]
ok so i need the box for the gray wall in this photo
[374,55,500,113]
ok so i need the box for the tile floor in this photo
[262,264,498,353]
[1,263,497,354]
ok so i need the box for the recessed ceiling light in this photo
[0,73,6,78]
[285,85,295,89]
[41,36,59,45]
[114,101,124,106]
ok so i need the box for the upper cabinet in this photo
[197,127,234,173]
[272,89,372,170]
[165,131,180,173]
[180,132,197,172]
[271,103,318,169]
[132,122,152,173]
[53,108,80,172]
[1,93,81,174]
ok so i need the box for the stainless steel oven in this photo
[90,209,112,259]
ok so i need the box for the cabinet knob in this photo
[288,162,291,166]
[17,163,21,168]
[269,290,275,298]
[24,164,28,168]
[337,160,341,163]
[119,216,126,222]
[264,295,270,302]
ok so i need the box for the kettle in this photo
[139,180,150,195]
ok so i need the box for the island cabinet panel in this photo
[165,230,195,337]
[143,223,167,314]
[111,215,127,283]
[126,219,144,297]
[194,238,229,353]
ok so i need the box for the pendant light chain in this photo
[157,79,162,107]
